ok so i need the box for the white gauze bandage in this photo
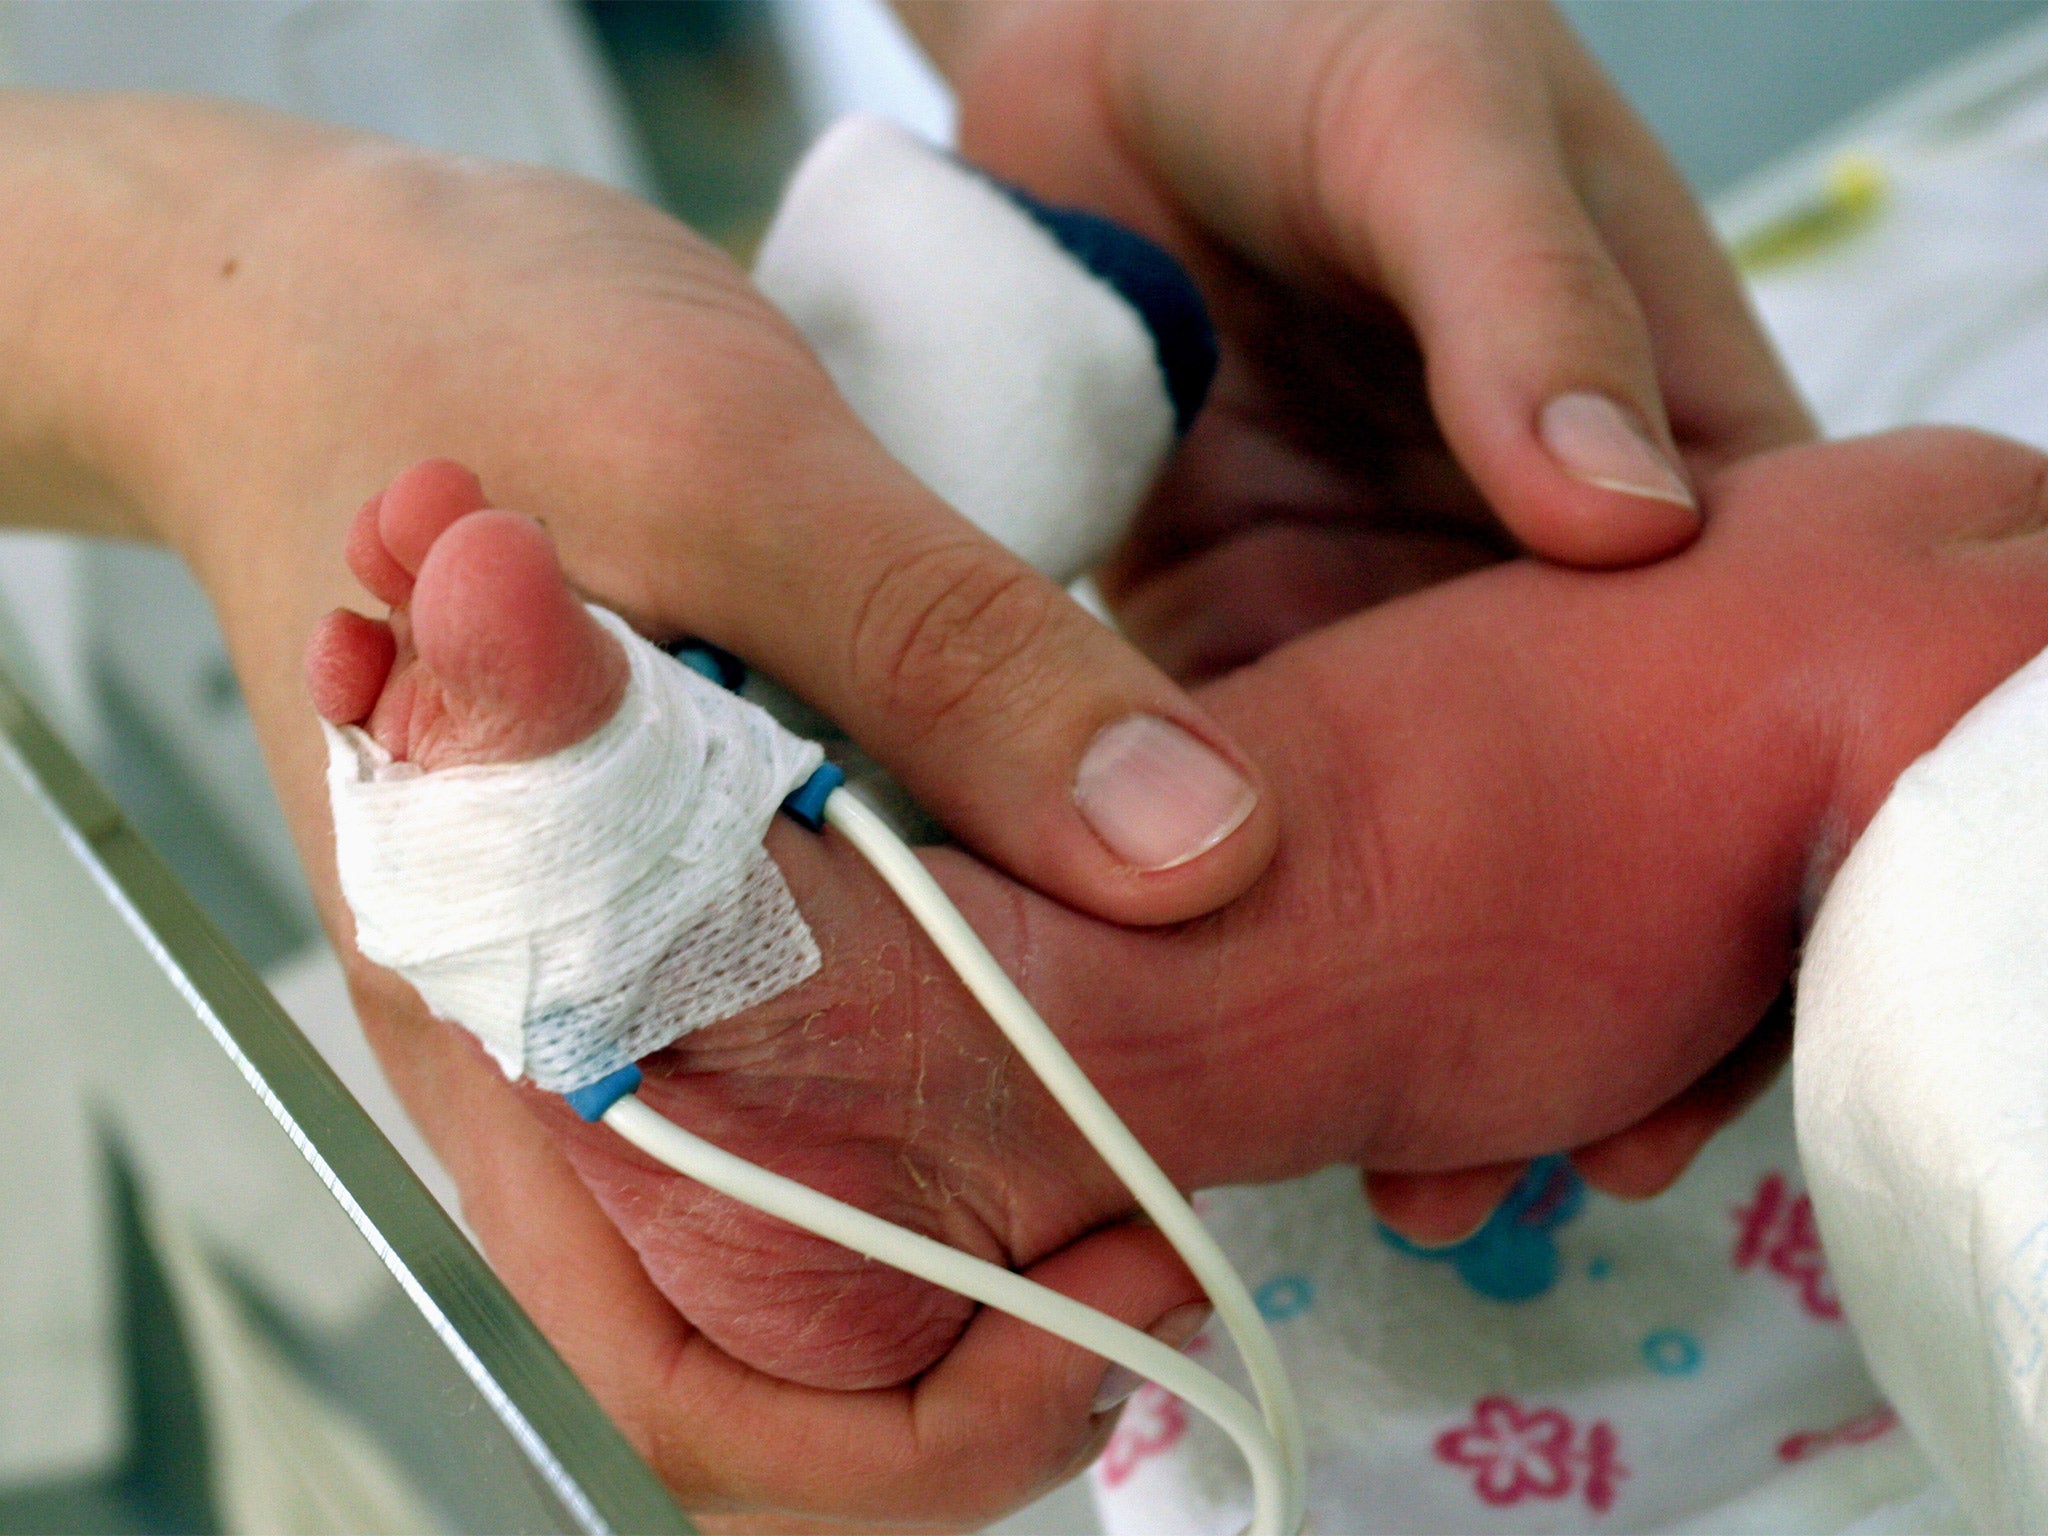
[324,607,824,1092]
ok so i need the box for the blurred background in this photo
[6,0,2043,992]
[3,2,2048,1532]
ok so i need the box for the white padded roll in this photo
[1796,644,2048,1533]
[754,113,1177,585]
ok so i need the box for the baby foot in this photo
[308,461,1137,1391]
[307,459,628,771]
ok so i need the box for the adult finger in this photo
[1546,27,1815,467]
[1097,3,1743,565]
[1270,5,1700,565]
[624,392,1277,928]
[1571,989,1793,1199]
[379,962,1205,1525]
[648,1219,1201,1525]
[895,1221,1207,1526]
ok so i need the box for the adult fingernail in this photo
[1093,1303,1213,1414]
[1075,716,1257,871]
[1410,1205,1498,1251]
[1540,392,1696,509]
[1150,1300,1214,1352]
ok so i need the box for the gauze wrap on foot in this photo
[324,119,1212,1091]
[324,607,823,1092]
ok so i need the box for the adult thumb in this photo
[682,412,1275,927]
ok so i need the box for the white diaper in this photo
[1797,646,2048,1533]
[325,607,823,1092]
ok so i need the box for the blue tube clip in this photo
[781,761,844,832]
[564,1063,644,1123]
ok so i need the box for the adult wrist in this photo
[892,0,1053,87]
[0,91,354,553]
[0,90,156,539]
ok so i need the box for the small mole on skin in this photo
[220,258,238,279]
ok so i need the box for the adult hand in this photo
[912,0,1810,645]
[908,0,1817,1225]
[3,93,1276,933]
[0,89,1264,1526]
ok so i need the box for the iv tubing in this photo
[821,787,1307,1518]
[599,783,1305,1536]
[602,1095,1287,1536]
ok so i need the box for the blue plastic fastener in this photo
[1376,1154,1586,1303]
[662,639,747,693]
[781,761,845,832]
[564,1063,644,1123]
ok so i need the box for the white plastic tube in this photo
[602,1095,1288,1535]
[822,789,1307,1518]
[601,785,1305,1536]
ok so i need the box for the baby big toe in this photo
[396,507,628,768]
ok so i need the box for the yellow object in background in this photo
[1733,152,1890,271]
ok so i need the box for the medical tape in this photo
[323,606,824,1092]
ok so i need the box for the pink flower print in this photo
[1732,1171,1842,1321]
[1777,1405,1898,1463]
[1438,1398,1572,1506]
[1099,1384,1189,1488]
[1434,1395,1628,1514]
[1578,1420,1626,1514]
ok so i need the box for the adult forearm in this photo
[0,90,159,539]
[0,91,356,547]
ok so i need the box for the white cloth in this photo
[1089,1087,1949,1535]
[754,114,1178,585]
[325,608,822,1092]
